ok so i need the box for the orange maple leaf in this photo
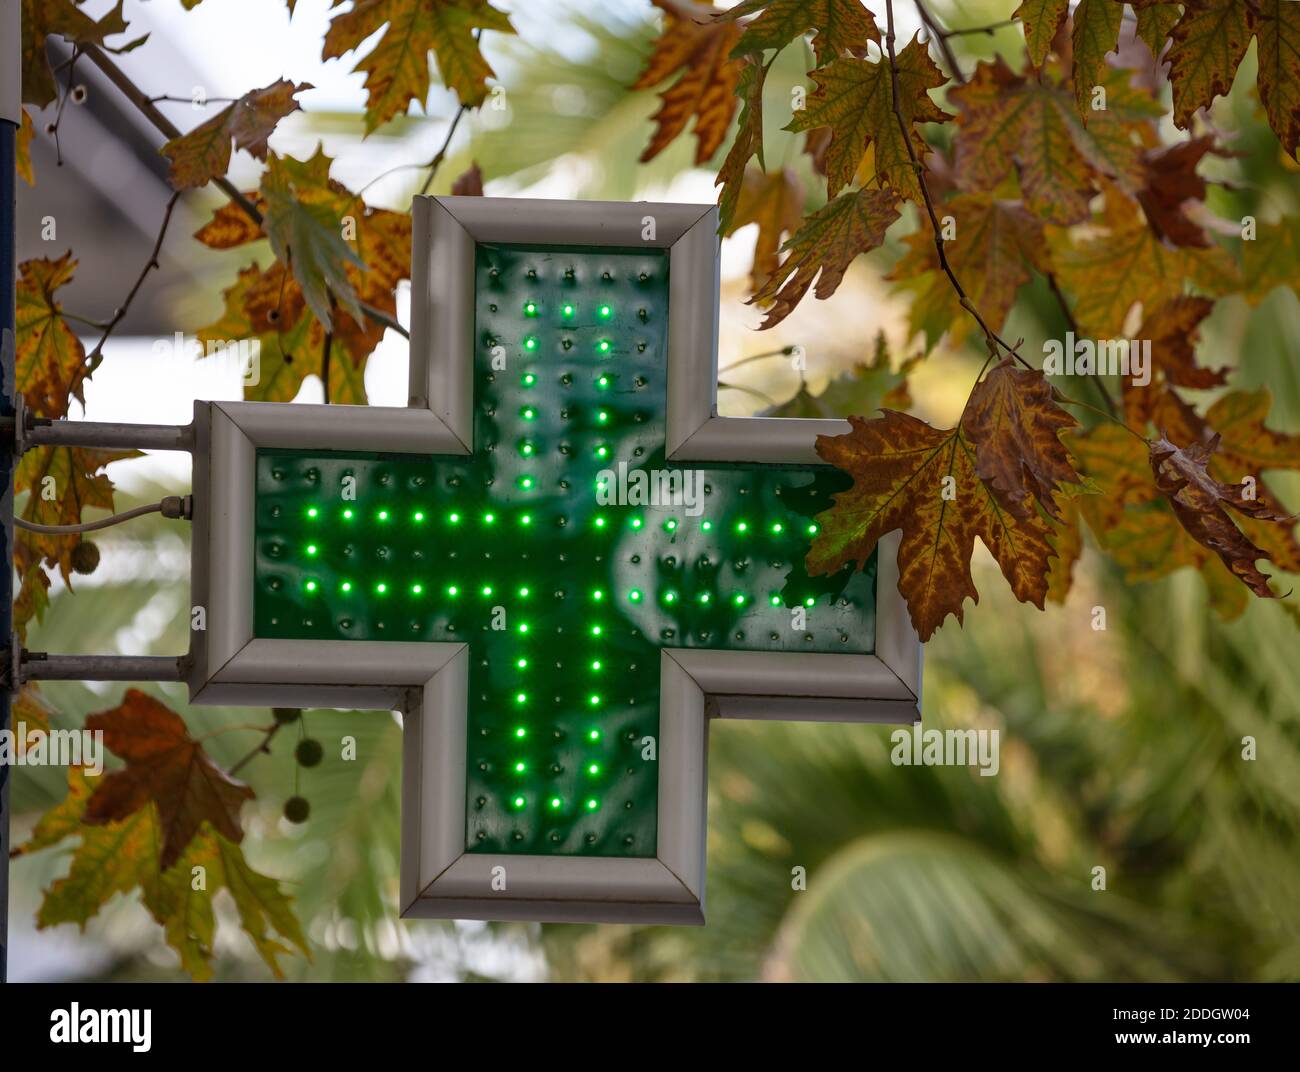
[634,0,743,165]
[83,690,255,871]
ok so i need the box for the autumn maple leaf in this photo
[323,0,515,130]
[786,34,950,202]
[714,0,880,65]
[750,186,900,329]
[963,358,1083,521]
[1149,435,1289,599]
[726,168,805,294]
[83,690,255,871]
[16,766,307,981]
[161,80,311,190]
[950,59,1163,225]
[808,410,1060,641]
[634,0,744,165]
[716,55,767,231]
[14,253,85,420]
[889,193,1049,349]
[1164,0,1300,156]
[20,0,135,109]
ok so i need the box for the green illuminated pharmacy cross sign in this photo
[187,197,922,925]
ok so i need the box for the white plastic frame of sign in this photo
[185,196,923,924]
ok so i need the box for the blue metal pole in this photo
[1,0,21,985]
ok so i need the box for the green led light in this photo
[524,301,538,317]
[516,657,528,669]
[599,304,612,318]
[518,623,529,634]
[699,592,711,604]
[520,514,532,526]
[341,581,352,593]
[305,580,317,593]
[701,520,712,531]
[597,410,609,423]
[588,729,600,741]
[521,407,536,421]
[522,372,536,387]
[520,441,534,456]
[449,512,460,524]
[592,589,604,601]
[484,512,495,524]
[804,596,816,607]
[514,727,527,738]
[586,798,599,811]
[591,624,602,636]
[306,544,318,555]
[378,510,389,522]
[597,376,609,388]
[630,517,642,529]
[512,796,525,809]
[550,797,562,810]
[588,763,600,775]
[771,522,784,534]
[375,582,387,594]
[770,594,781,606]
[589,693,601,706]
[342,508,353,520]
[514,761,526,773]
[306,507,318,518]
[518,586,530,598]
[594,516,606,528]
[629,589,641,602]
[807,522,819,535]
[481,585,493,596]
[664,591,677,604]
[597,339,611,354]
[562,303,575,318]
[447,584,459,597]
[518,475,534,489]
[590,659,602,671]
[664,518,677,532]
[595,444,609,459]
[413,511,425,522]
[524,336,538,351]
[737,521,748,533]
[411,583,423,595]
[733,593,746,606]
[515,692,527,704]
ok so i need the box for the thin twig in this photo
[80,42,412,343]
[913,0,966,84]
[883,0,1025,369]
[228,722,284,777]
[940,18,1018,38]
[419,103,469,196]
[148,94,237,105]
[81,43,262,226]
[1046,271,1119,419]
[73,189,181,394]
[719,346,798,373]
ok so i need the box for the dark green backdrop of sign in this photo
[253,245,877,859]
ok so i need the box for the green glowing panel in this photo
[253,243,877,860]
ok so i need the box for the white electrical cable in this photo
[15,498,187,535]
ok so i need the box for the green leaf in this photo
[1071,0,1123,118]
[1014,0,1070,67]
[259,149,365,331]
[714,0,879,64]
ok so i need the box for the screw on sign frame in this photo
[187,197,922,924]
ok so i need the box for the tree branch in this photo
[913,0,966,84]
[883,0,1025,368]
[1047,271,1119,419]
[73,189,181,394]
[80,42,412,343]
[419,102,469,196]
